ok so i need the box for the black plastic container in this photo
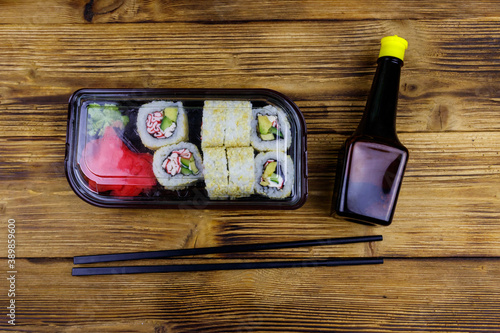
[65,88,308,209]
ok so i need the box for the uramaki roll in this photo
[202,147,229,199]
[137,101,188,150]
[227,147,255,198]
[201,100,252,148]
[153,142,203,190]
[201,101,226,148]
[225,101,252,147]
[251,105,291,152]
[254,151,294,199]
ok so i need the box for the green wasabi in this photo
[87,103,129,137]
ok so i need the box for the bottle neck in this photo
[355,56,403,141]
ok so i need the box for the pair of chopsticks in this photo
[72,235,383,276]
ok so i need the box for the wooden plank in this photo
[0,132,498,258]
[1,0,500,24]
[1,1,498,331]
[3,91,500,138]
[1,258,499,331]
[1,20,500,135]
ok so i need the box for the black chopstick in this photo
[73,235,383,264]
[72,257,384,276]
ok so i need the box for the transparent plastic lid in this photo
[65,89,308,209]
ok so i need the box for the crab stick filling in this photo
[162,149,199,176]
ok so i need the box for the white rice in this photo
[227,147,255,198]
[153,142,203,190]
[137,101,188,150]
[254,151,294,199]
[250,105,291,152]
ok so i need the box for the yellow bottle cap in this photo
[378,35,408,61]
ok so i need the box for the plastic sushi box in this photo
[65,89,308,209]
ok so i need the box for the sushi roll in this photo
[227,147,255,198]
[137,101,188,150]
[251,105,291,152]
[201,101,227,148]
[225,101,252,147]
[202,147,229,199]
[201,100,252,148]
[254,151,294,199]
[153,142,203,190]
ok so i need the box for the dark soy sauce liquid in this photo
[333,56,408,226]
[336,140,407,225]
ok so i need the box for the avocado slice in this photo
[160,116,173,130]
[190,160,199,174]
[260,133,275,141]
[262,161,277,179]
[258,115,273,135]
[164,107,178,122]
[260,179,270,186]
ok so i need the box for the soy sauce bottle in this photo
[333,35,409,226]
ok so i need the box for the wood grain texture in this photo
[1,20,500,136]
[1,0,500,24]
[0,132,498,258]
[1,1,500,331]
[1,258,499,332]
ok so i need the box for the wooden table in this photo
[1,1,499,331]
